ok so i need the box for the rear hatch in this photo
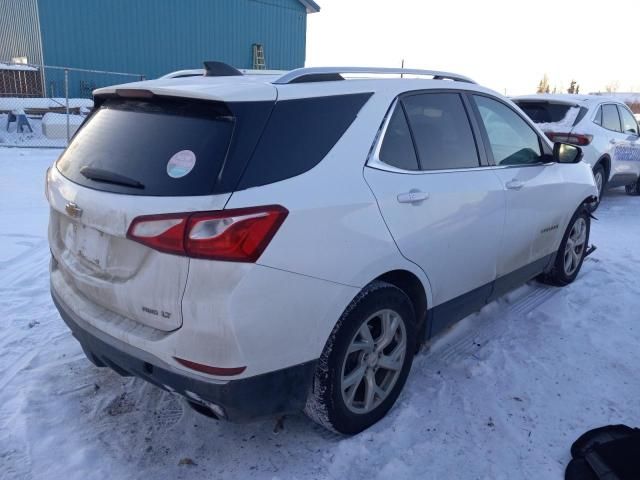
[48,92,273,331]
[514,99,592,146]
[514,99,587,131]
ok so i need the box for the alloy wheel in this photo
[563,217,587,276]
[340,309,407,414]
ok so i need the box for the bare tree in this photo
[568,80,579,94]
[537,74,550,94]
[605,81,619,93]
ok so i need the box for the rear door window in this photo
[402,92,480,170]
[601,104,622,132]
[57,98,234,196]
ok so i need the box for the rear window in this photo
[57,97,235,196]
[58,93,372,196]
[515,101,585,128]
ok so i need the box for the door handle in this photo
[397,190,429,204]
[505,180,524,190]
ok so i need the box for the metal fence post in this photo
[64,68,70,144]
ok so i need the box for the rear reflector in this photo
[545,132,592,146]
[127,205,288,262]
[174,357,246,376]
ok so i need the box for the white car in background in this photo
[513,94,640,205]
[47,65,597,434]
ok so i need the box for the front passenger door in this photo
[471,94,567,292]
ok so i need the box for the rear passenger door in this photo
[364,91,506,334]
[470,94,567,291]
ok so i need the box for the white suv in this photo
[513,94,640,204]
[47,65,597,434]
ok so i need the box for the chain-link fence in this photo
[0,61,144,148]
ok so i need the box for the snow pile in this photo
[0,114,67,147]
[590,92,640,105]
[41,113,85,139]
[0,62,39,72]
[1,148,640,479]
[0,97,93,111]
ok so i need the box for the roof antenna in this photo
[401,59,405,79]
[203,61,243,77]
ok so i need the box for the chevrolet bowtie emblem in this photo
[65,202,83,218]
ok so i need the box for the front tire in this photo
[540,207,590,287]
[304,282,416,435]
[590,164,606,211]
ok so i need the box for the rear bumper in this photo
[52,286,317,422]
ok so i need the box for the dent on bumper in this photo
[51,287,317,422]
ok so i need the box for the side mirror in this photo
[553,142,583,164]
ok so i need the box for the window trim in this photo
[367,88,490,174]
[467,92,554,168]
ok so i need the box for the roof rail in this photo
[273,67,476,85]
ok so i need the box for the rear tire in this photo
[589,164,606,211]
[539,207,590,287]
[625,180,640,196]
[304,282,416,435]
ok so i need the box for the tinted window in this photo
[602,104,622,132]
[238,93,372,189]
[402,93,479,170]
[57,98,234,196]
[594,106,603,126]
[379,104,419,170]
[474,95,543,166]
[618,106,639,135]
[516,101,578,123]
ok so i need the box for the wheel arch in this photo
[372,269,429,345]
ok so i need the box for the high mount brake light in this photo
[126,205,288,262]
[545,132,593,146]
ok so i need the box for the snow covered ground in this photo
[2,147,640,480]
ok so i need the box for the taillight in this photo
[545,132,592,146]
[127,213,189,255]
[126,205,288,262]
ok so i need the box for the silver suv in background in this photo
[513,94,640,206]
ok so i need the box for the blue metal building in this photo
[0,0,319,95]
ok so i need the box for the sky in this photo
[306,0,640,96]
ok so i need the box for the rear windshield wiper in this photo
[80,167,145,189]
